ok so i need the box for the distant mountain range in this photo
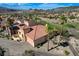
[46,6,79,13]
[0,6,79,13]
[23,6,79,14]
[0,7,20,13]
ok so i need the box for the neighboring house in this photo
[10,23,27,42]
[10,20,48,47]
[10,25,21,41]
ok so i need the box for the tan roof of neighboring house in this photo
[25,25,48,40]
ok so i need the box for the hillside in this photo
[46,6,79,13]
[0,6,79,14]
[0,7,19,13]
[23,6,79,14]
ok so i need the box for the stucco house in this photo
[24,25,48,47]
[10,21,28,42]
[10,20,48,47]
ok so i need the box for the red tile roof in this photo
[25,25,48,40]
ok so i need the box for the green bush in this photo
[24,50,35,56]
[0,46,6,56]
[64,50,70,55]
[69,15,76,19]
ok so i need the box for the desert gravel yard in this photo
[0,38,56,56]
[0,38,34,56]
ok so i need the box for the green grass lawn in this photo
[33,18,79,33]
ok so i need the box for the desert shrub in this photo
[23,50,35,56]
[64,50,70,55]
[0,46,6,56]
[69,15,76,19]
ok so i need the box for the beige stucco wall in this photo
[26,35,47,47]
[18,29,25,42]
[34,35,47,47]
[12,35,20,41]
[26,36,34,47]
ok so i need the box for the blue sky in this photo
[0,3,79,10]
